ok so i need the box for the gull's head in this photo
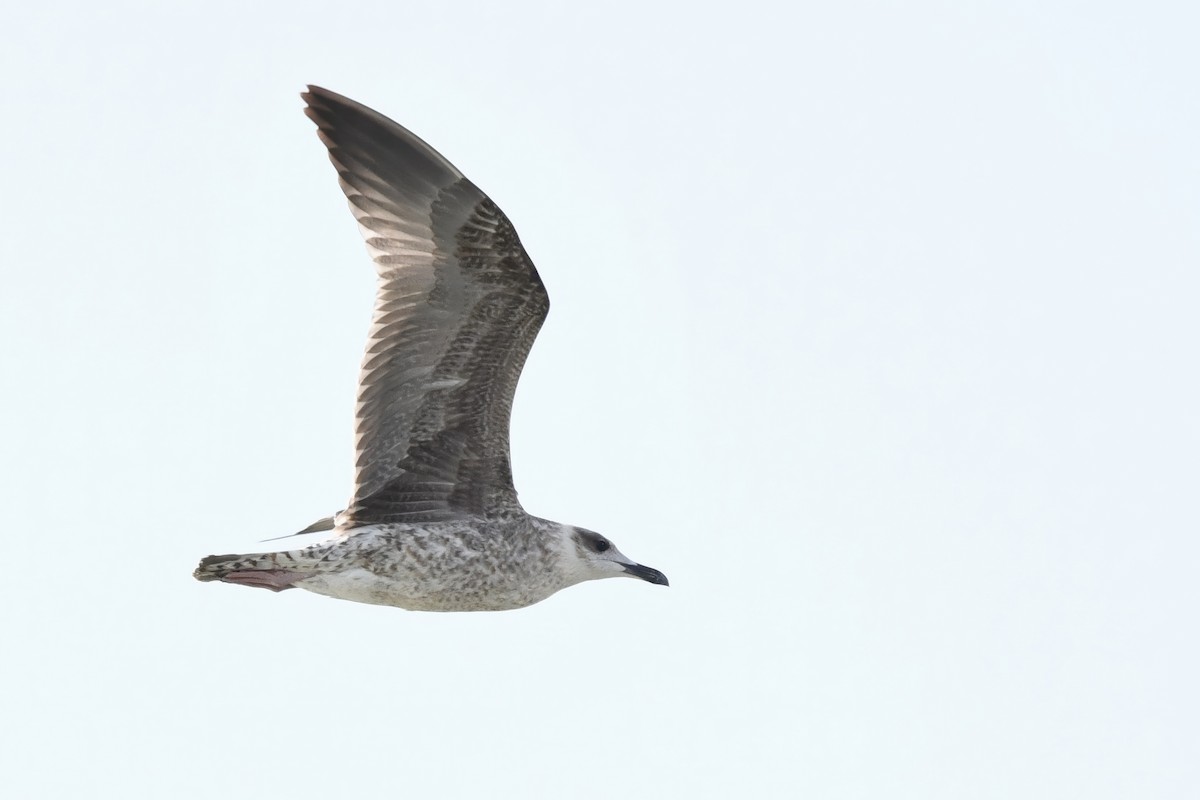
[559,526,669,588]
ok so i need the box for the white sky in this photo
[2,1,1197,797]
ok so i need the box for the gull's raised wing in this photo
[303,86,549,524]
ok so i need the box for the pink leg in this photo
[220,570,307,592]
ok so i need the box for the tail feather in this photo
[194,551,311,592]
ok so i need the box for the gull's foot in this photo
[218,569,307,592]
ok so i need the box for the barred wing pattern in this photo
[303,86,549,525]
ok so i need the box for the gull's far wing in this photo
[303,86,550,524]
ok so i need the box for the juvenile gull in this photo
[193,86,668,611]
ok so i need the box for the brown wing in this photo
[303,86,549,525]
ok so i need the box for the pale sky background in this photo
[2,1,1197,798]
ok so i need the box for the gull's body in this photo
[193,86,667,611]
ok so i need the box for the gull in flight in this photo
[194,86,668,611]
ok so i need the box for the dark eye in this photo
[593,538,611,553]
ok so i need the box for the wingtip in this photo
[301,85,338,116]
[302,86,332,127]
[301,86,366,131]
[295,85,469,182]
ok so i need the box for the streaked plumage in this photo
[193,86,667,611]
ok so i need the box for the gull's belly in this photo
[296,565,560,612]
